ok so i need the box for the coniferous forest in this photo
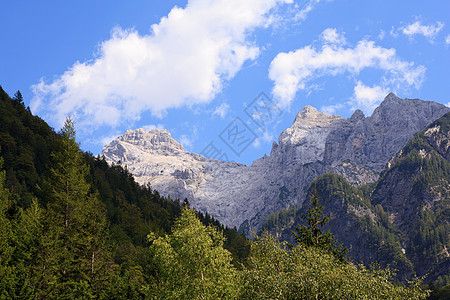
[0,86,437,298]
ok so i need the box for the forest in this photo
[0,87,438,298]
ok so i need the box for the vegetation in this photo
[0,87,248,298]
[147,207,239,299]
[0,86,437,298]
[293,185,348,262]
[241,233,427,299]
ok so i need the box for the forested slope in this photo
[261,113,450,294]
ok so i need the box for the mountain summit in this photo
[102,94,449,231]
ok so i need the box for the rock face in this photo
[266,112,450,282]
[103,128,263,227]
[323,93,450,171]
[102,93,450,231]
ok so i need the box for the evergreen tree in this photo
[13,90,23,105]
[0,155,17,298]
[293,186,348,262]
[37,118,113,297]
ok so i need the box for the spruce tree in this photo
[293,186,348,262]
[13,90,24,105]
[38,118,112,297]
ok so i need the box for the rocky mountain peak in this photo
[384,92,400,100]
[349,109,365,122]
[118,128,184,153]
[275,106,343,165]
[295,105,319,117]
[102,93,450,234]
[292,105,339,126]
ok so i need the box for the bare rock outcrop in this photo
[102,93,449,231]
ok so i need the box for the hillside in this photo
[261,113,450,285]
[0,86,432,298]
[0,86,249,298]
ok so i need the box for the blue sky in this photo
[1,0,449,165]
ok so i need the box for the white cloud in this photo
[261,130,274,143]
[269,28,425,109]
[99,133,122,147]
[399,20,444,41]
[252,129,274,148]
[179,135,193,148]
[446,34,450,44]
[321,28,346,45]
[31,0,294,130]
[350,81,389,114]
[320,103,343,115]
[446,102,450,108]
[212,103,230,119]
[389,26,399,38]
[378,30,385,41]
[252,138,261,148]
[142,124,164,131]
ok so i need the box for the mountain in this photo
[102,93,450,233]
[262,112,450,283]
[0,86,249,274]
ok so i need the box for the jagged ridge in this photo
[102,93,450,232]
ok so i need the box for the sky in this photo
[1,0,450,165]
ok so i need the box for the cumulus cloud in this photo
[212,102,230,119]
[269,28,425,111]
[321,28,346,45]
[350,81,389,113]
[399,20,444,41]
[446,34,450,45]
[31,0,293,130]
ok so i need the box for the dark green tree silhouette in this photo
[293,186,348,262]
[37,118,113,297]
[13,90,23,105]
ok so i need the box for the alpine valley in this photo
[103,93,450,283]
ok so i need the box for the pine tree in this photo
[13,90,24,105]
[38,118,112,297]
[293,186,348,262]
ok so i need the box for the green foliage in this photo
[357,205,414,278]
[261,205,298,234]
[34,118,114,297]
[148,207,239,299]
[0,86,444,298]
[293,186,348,262]
[0,155,16,298]
[0,87,58,206]
[372,120,450,282]
[0,86,250,297]
[314,172,369,206]
[428,283,450,300]
[241,233,428,299]
[195,210,250,266]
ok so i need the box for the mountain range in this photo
[102,93,449,234]
[261,111,450,283]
